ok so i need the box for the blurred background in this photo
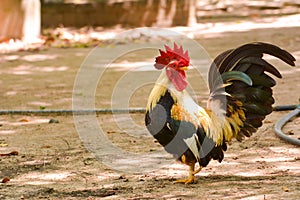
[1,1,300,199]
[1,0,300,51]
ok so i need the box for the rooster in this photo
[145,42,295,184]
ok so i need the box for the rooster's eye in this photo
[168,62,176,68]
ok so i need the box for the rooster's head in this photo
[154,43,190,91]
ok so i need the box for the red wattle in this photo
[166,67,187,91]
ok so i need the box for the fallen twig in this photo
[0,151,19,157]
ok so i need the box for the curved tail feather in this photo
[207,42,296,142]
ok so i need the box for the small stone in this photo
[118,175,126,180]
[49,119,59,124]
[282,186,289,192]
[83,158,94,165]
[287,130,294,135]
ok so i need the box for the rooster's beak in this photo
[180,66,189,70]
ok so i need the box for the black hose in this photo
[273,104,298,111]
[1,104,297,115]
[0,108,146,115]
[274,105,300,146]
[0,105,299,146]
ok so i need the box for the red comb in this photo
[154,42,190,70]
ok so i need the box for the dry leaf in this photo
[0,151,18,156]
[41,145,52,149]
[20,119,29,122]
[1,177,10,183]
[0,143,8,147]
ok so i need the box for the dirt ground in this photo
[0,20,300,199]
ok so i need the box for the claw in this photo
[193,166,202,175]
[175,163,202,185]
[175,175,196,185]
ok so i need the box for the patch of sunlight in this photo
[7,64,69,75]
[23,181,53,185]
[21,54,58,62]
[251,157,295,163]
[234,171,265,177]
[12,71,32,75]
[33,172,73,180]
[96,172,122,181]
[0,130,16,135]
[275,164,300,173]
[27,101,52,107]
[14,64,31,70]
[10,64,33,75]
[269,146,300,154]
[90,31,116,40]
[162,193,194,200]
[14,171,74,185]
[280,67,300,75]
[54,27,117,42]
[269,146,288,153]
[292,50,300,58]
[102,183,117,190]
[1,55,20,61]
[224,153,239,158]
[36,66,69,72]
[19,159,51,166]
[6,118,50,126]
[158,163,186,177]
[0,39,26,53]
[108,61,154,71]
[75,52,86,57]
[101,194,120,200]
[221,161,240,166]
[5,91,17,96]
[172,14,300,38]
[287,148,300,154]
[241,194,272,200]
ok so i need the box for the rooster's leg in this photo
[175,155,202,184]
[193,166,202,175]
[175,164,196,184]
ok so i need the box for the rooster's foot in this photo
[175,175,196,185]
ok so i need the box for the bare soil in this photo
[0,24,300,200]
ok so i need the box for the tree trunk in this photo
[187,0,197,26]
[0,0,24,41]
[165,0,177,27]
[141,0,154,26]
[22,0,41,43]
[154,0,177,27]
[0,0,40,42]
